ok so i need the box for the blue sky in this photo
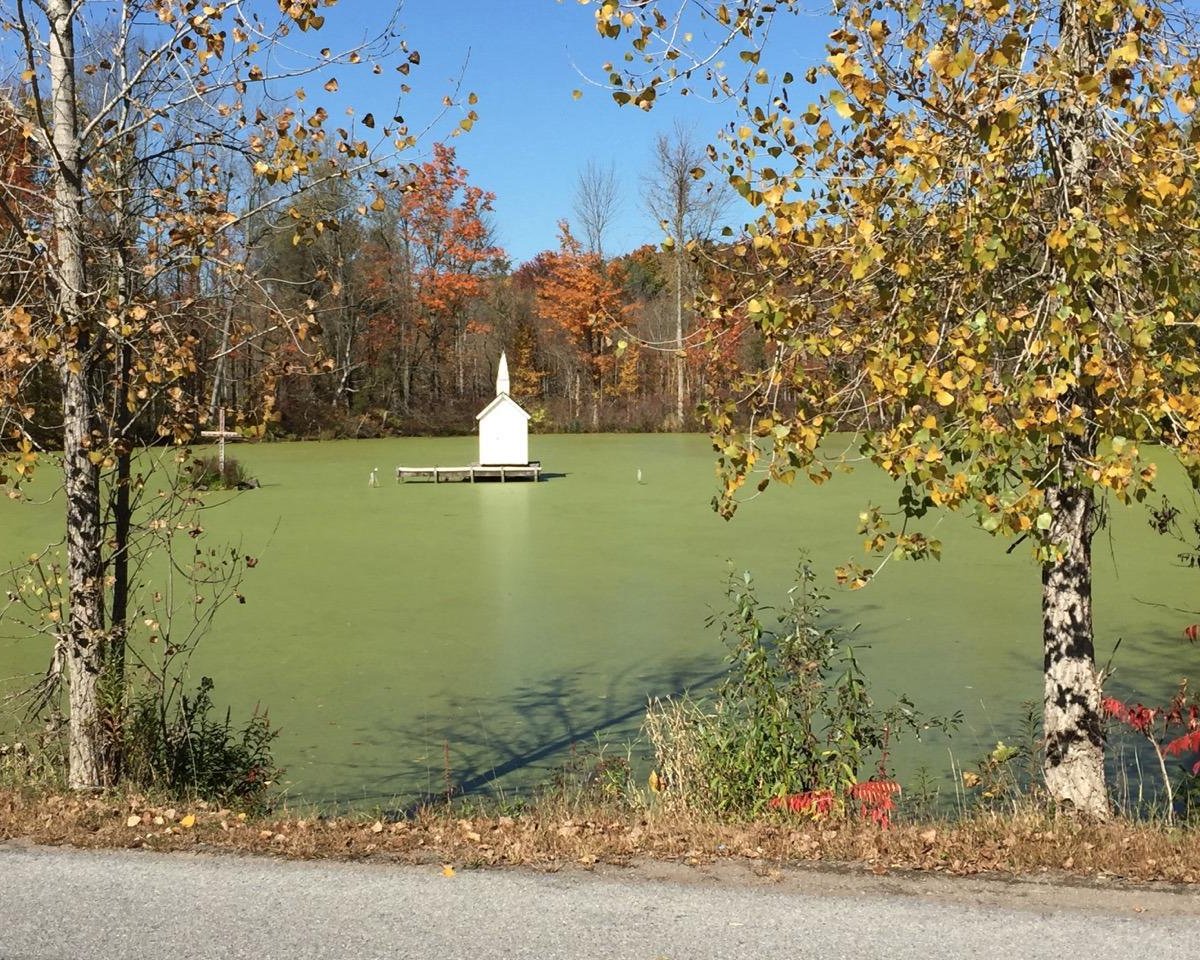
[310,1,831,265]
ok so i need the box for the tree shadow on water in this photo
[334,655,725,814]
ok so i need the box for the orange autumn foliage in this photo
[361,143,503,398]
[400,143,500,323]
[530,222,628,388]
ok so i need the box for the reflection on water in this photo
[1,434,1196,807]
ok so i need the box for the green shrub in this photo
[121,676,279,807]
[645,560,957,815]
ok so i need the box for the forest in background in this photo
[267,139,758,438]
[2,97,759,446]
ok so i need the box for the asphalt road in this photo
[1,844,1198,959]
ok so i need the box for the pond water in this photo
[1,434,1196,807]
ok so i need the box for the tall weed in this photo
[120,676,279,807]
[646,561,958,815]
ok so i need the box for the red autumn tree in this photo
[364,143,502,405]
[530,222,627,427]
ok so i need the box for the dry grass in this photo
[643,695,711,814]
[3,786,1199,885]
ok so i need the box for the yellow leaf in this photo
[1112,39,1139,64]
[370,195,386,212]
[180,813,196,829]
[324,78,339,93]
[829,90,853,119]
[935,389,954,407]
[442,864,456,877]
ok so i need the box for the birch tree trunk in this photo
[1037,0,1107,818]
[1041,483,1107,817]
[48,0,108,789]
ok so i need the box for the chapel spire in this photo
[496,351,511,396]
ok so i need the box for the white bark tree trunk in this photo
[48,0,108,789]
[1041,484,1107,818]
[1037,0,1107,818]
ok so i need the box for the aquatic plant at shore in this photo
[644,561,959,817]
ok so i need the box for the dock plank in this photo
[395,461,541,483]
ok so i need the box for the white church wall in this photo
[478,398,529,465]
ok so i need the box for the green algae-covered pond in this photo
[1,434,1196,806]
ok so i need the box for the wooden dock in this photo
[395,461,542,483]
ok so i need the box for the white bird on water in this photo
[636,468,644,484]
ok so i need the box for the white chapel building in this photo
[475,352,530,466]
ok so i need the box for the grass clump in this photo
[186,455,255,491]
[0,722,65,790]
